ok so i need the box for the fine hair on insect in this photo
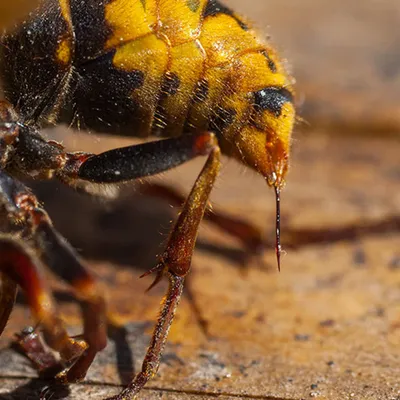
[0,1,295,398]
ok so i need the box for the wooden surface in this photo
[0,0,400,399]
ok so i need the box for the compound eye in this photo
[253,87,293,117]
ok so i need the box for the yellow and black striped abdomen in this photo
[1,0,294,143]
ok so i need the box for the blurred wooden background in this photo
[0,1,399,399]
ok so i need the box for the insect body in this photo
[0,1,295,399]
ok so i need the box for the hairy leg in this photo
[0,101,223,393]
[0,171,105,380]
[0,238,86,361]
[105,145,221,399]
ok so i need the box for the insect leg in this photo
[60,132,216,184]
[0,237,86,362]
[0,171,106,380]
[33,220,107,383]
[139,182,266,254]
[106,145,221,400]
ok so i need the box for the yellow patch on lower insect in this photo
[160,41,205,135]
[233,52,288,93]
[58,0,72,26]
[55,38,71,65]
[187,65,230,131]
[200,14,261,67]
[113,34,169,136]
[261,102,296,149]
[113,34,168,74]
[158,0,208,46]
[105,0,157,50]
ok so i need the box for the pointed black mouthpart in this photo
[274,186,282,271]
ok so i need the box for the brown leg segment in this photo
[51,133,220,383]
[17,197,107,383]
[0,272,17,335]
[60,274,107,383]
[106,146,221,400]
[0,239,86,362]
[0,114,221,389]
[139,182,265,254]
[0,171,106,382]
